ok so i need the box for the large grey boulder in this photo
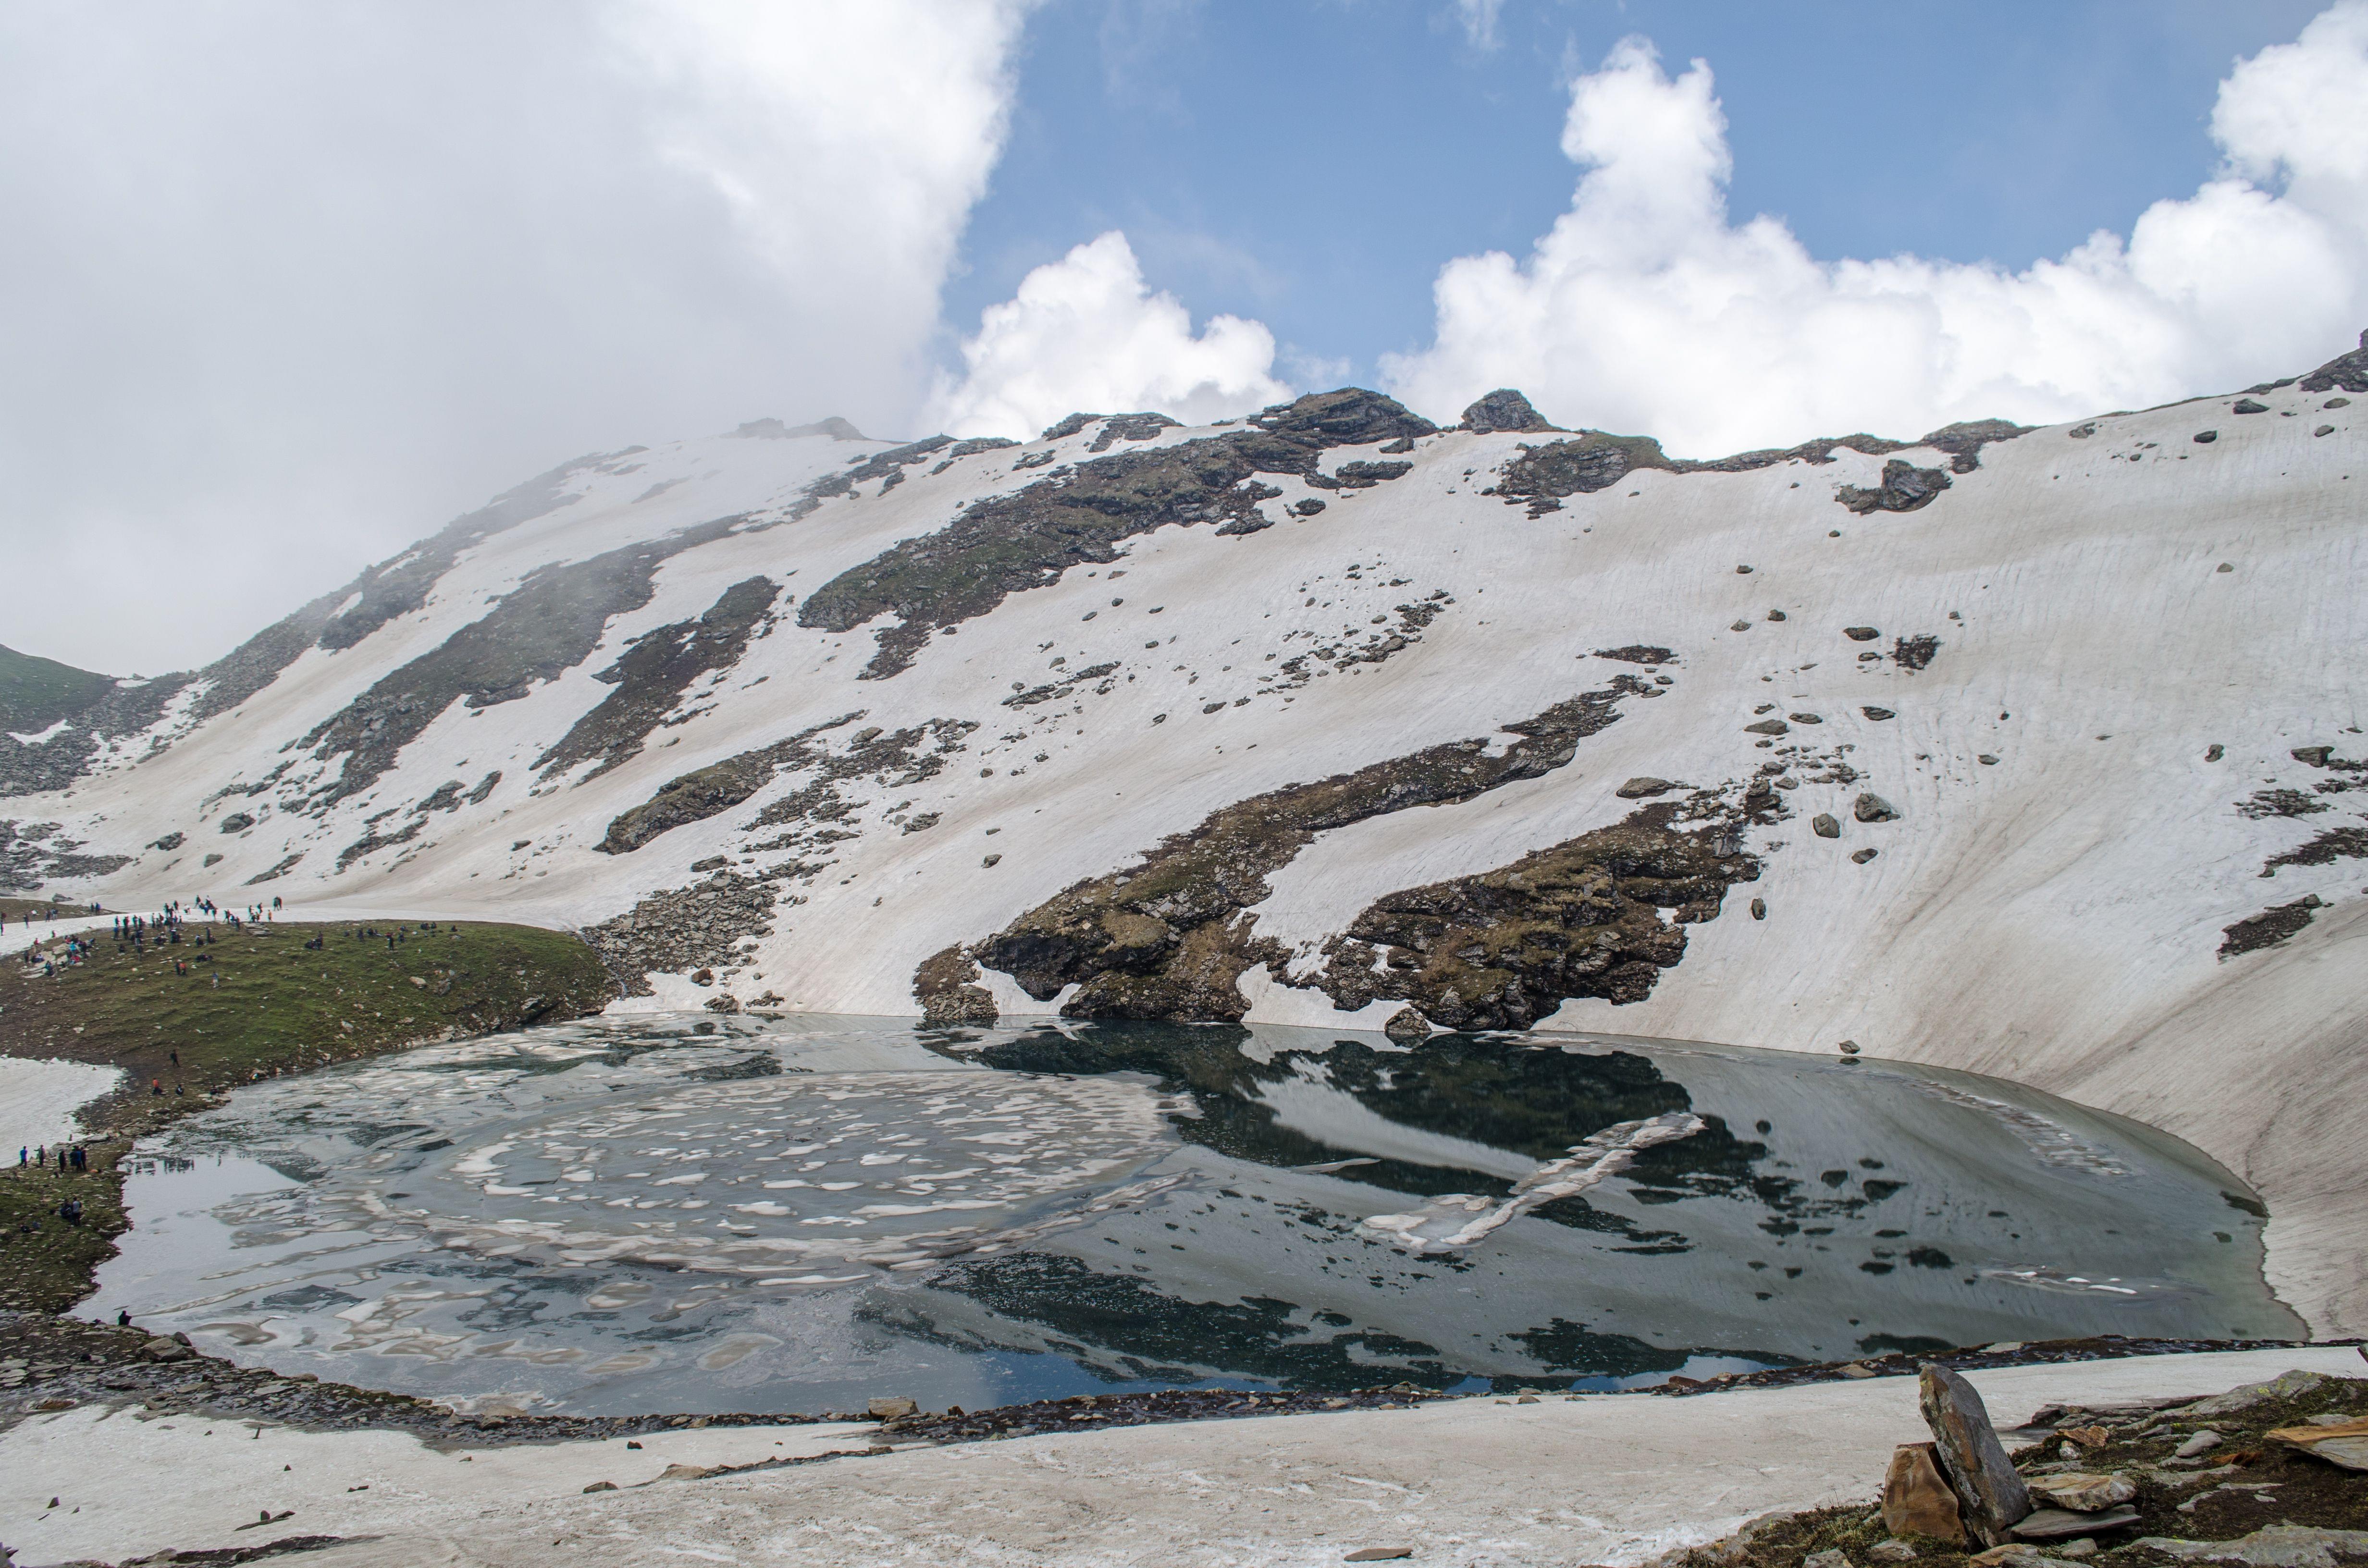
[1919,1364,2032,1546]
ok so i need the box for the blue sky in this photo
[953,0,2330,388]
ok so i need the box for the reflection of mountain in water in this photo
[896,1021,2297,1389]
[92,1017,2298,1412]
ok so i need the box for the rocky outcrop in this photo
[578,871,780,993]
[966,687,1637,1020]
[1460,389,1561,433]
[1310,798,1764,1030]
[304,515,741,808]
[1838,460,1952,514]
[534,576,782,781]
[796,389,1437,678]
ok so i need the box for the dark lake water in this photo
[85,1015,2300,1416]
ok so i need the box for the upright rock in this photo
[1883,1442,1967,1543]
[1919,1364,2033,1546]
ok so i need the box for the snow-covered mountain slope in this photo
[6,342,2366,1331]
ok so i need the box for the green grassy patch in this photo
[0,641,115,734]
[0,917,615,1312]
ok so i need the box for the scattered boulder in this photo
[2195,430,2219,444]
[1804,1552,1851,1568]
[1845,626,1881,641]
[2319,425,2338,436]
[2267,1416,2368,1471]
[2026,1473,2136,1512]
[1882,1442,1966,1543]
[2129,1526,2368,1567]
[1382,1007,1431,1045]
[1851,848,1879,864]
[582,1481,617,1494]
[1919,1363,2033,1546]
[1747,719,1790,736]
[1870,1542,1920,1563]
[2233,399,2270,414]
[1617,777,1677,798]
[2014,1507,2138,1541]
[1732,620,1753,632]
[219,813,255,834]
[1750,898,1766,920]
[1813,814,1841,838]
[869,1396,919,1420]
[1855,793,1900,823]
[2177,1431,2225,1458]
[658,1463,715,1480]
[1790,712,1823,724]
[1862,707,1896,721]
[2178,1370,2328,1417]
[2292,746,2335,766]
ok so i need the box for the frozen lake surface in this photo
[85,1015,2300,1415]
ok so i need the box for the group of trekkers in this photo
[13,1143,95,1230]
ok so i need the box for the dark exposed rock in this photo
[1596,646,1677,665]
[1845,626,1880,642]
[149,831,185,851]
[1746,719,1789,736]
[1618,777,1677,798]
[2239,788,2331,821]
[1493,432,1675,514]
[533,576,781,781]
[1087,413,1182,452]
[1855,793,1900,823]
[594,712,859,854]
[219,812,255,834]
[1850,848,1879,864]
[1460,389,1561,434]
[304,516,741,807]
[1919,1362,2032,1546]
[1917,419,2030,474]
[798,389,1434,678]
[2262,827,2368,874]
[1862,707,1896,721]
[1311,799,1764,1031]
[1382,1007,1430,1044]
[579,872,779,993]
[1838,460,1951,514]
[1750,897,1767,919]
[914,945,999,1026]
[1813,814,1841,839]
[1292,498,1327,516]
[965,687,1636,1021]
[1893,635,1941,672]
[1003,662,1120,709]
[2232,399,2271,415]
[1332,460,1414,487]
[2195,430,2220,444]
[2297,330,2368,394]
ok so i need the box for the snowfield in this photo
[5,343,2364,1333]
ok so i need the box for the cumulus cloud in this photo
[927,231,1290,439]
[1382,3,2368,454]
[0,0,1031,672]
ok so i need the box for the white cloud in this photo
[1381,5,2368,453]
[0,0,1032,672]
[927,231,1290,439]
[1453,0,1505,51]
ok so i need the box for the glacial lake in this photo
[83,1015,2301,1416]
